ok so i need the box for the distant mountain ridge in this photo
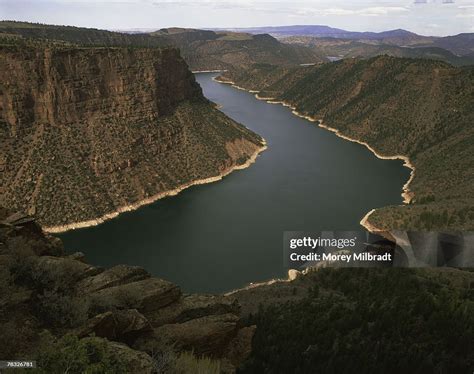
[219,25,474,56]
[218,25,435,45]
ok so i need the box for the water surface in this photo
[59,73,410,293]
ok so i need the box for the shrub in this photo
[173,351,221,374]
[35,334,127,374]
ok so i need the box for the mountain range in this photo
[220,25,474,56]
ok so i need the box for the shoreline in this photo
[192,69,227,73]
[214,74,415,234]
[44,141,267,234]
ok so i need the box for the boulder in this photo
[134,313,239,357]
[76,265,150,294]
[67,252,87,263]
[146,294,240,327]
[82,337,155,374]
[90,278,181,313]
[34,256,102,282]
[223,325,256,366]
[0,219,63,257]
[76,309,152,343]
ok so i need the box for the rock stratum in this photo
[0,44,265,229]
[218,57,474,231]
[0,207,254,373]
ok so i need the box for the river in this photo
[58,73,410,293]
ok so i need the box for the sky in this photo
[0,0,473,36]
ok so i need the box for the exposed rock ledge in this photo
[0,207,254,373]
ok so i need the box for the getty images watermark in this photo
[284,231,474,270]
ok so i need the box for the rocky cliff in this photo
[0,207,254,372]
[218,57,474,231]
[0,45,265,229]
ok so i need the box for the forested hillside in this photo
[219,57,474,231]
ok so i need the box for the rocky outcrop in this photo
[76,309,152,342]
[146,294,240,327]
[135,313,240,356]
[0,209,254,372]
[76,264,150,293]
[0,44,265,229]
[90,278,182,313]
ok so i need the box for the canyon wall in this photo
[0,45,265,228]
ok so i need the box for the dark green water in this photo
[58,73,410,293]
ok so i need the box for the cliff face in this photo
[0,208,254,372]
[219,57,474,231]
[0,45,265,228]
[1,46,202,136]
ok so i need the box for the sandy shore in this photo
[44,142,267,233]
[214,74,416,234]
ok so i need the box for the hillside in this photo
[232,266,474,373]
[0,22,327,70]
[0,44,265,229]
[431,33,474,56]
[282,36,474,66]
[218,57,474,231]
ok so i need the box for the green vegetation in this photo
[174,351,221,374]
[35,334,127,374]
[239,268,474,373]
[221,57,474,230]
